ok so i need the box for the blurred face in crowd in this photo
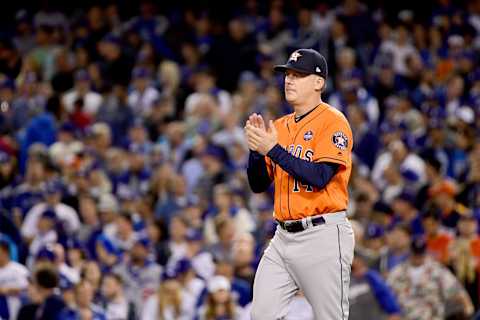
[129,152,146,171]
[101,275,121,300]
[212,288,230,304]
[389,140,407,163]
[214,186,232,210]
[169,216,188,242]
[75,78,91,94]
[422,216,439,236]
[130,243,148,264]
[37,216,55,234]
[446,75,464,99]
[115,215,133,236]
[395,25,409,44]
[67,247,84,269]
[76,281,94,308]
[216,261,234,279]
[218,219,236,246]
[391,198,414,219]
[336,47,355,71]
[387,227,411,251]
[26,159,45,183]
[79,195,98,225]
[457,217,477,238]
[134,77,149,92]
[229,19,247,41]
[83,261,101,289]
[284,70,324,107]
[365,236,384,252]
[354,194,373,220]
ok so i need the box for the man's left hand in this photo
[245,120,278,155]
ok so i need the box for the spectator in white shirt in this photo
[0,239,29,320]
[21,179,80,243]
[197,275,243,320]
[127,67,160,117]
[101,273,129,320]
[27,209,58,268]
[62,69,103,115]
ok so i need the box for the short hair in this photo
[103,272,123,285]
[34,266,59,289]
[0,239,9,254]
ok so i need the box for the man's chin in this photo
[285,94,297,104]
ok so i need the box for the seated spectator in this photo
[350,250,401,320]
[141,269,191,320]
[17,265,66,320]
[113,237,161,315]
[388,237,474,320]
[422,206,453,265]
[100,272,130,320]
[449,211,480,310]
[0,238,29,320]
[197,275,243,320]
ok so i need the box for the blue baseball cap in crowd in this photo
[134,235,151,248]
[365,224,385,240]
[45,179,63,195]
[0,77,14,90]
[132,67,150,79]
[74,69,90,82]
[411,237,427,255]
[102,34,121,46]
[274,49,328,79]
[174,258,192,274]
[36,245,56,261]
[186,230,203,242]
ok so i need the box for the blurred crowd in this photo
[0,0,480,319]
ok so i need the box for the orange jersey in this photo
[427,233,453,264]
[265,102,353,221]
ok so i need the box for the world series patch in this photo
[304,130,313,141]
[332,131,348,150]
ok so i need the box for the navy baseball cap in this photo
[411,237,427,255]
[274,49,328,79]
[36,245,57,261]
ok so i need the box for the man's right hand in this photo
[248,113,266,130]
[246,113,267,151]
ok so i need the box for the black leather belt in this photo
[276,216,326,233]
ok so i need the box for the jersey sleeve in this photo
[265,156,274,179]
[313,115,352,167]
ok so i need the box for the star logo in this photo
[289,51,302,62]
[332,131,348,150]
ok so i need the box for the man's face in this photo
[284,70,321,105]
[101,276,118,299]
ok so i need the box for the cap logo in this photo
[316,67,321,73]
[289,51,302,62]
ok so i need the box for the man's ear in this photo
[315,76,325,92]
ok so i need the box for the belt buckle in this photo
[284,221,294,230]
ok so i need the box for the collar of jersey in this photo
[293,103,326,123]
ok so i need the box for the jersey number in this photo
[288,145,314,192]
